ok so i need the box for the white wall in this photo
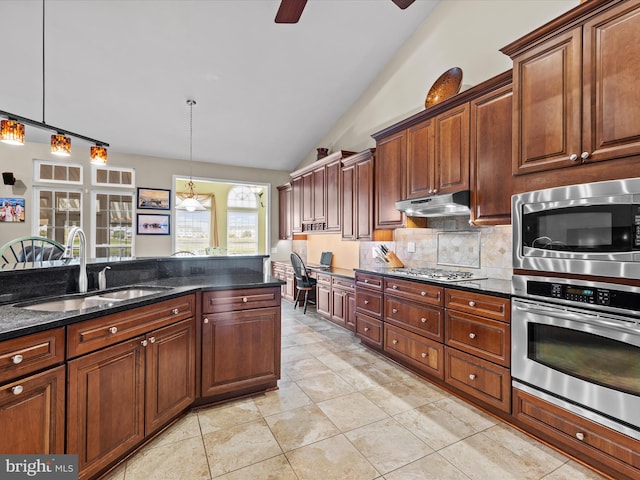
[298,0,579,168]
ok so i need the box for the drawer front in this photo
[355,272,383,291]
[332,276,355,291]
[0,328,65,383]
[513,388,640,476]
[445,310,510,367]
[355,313,383,348]
[67,295,195,358]
[355,289,383,319]
[385,295,444,342]
[384,278,443,307]
[203,287,280,313]
[444,347,510,412]
[316,273,332,285]
[445,289,510,322]
[384,324,444,379]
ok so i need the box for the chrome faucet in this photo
[98,265,111,290]
[63,226,88,293]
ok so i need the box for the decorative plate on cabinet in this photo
[424,67,463,108]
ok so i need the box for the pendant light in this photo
[0,119,25,145]
[90,145,108,164]
[51,133,71,156]
[177,99,205,212]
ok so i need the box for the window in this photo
[33,187,83,244]
[34,159,83,185]
[92,192,135,258]
[227,186,258,255]
[175,209,210,253]
[92,165,135,188]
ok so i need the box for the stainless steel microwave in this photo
[512,177,640,279]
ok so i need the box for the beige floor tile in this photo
[253,382,312,417]
[281,335,298,347]
[202,419,282,477]
[296,371,356,402]
[431,396,497,432]
[124,436,210,480]
[345,418,433,474]
[383,453,471,480]
[212,454,297,480]
[361,380,446,416]
[281,344,314,364]
[264,404,340,452]
[303,340,341,356]
[439,425,567,480]
[146,412,202,449]
[282,356,333,381]
[317,392,388,432]
[336,363,394,390]
[197,398,261,435]
[286,434,379,480]
[541,460,608,479]
[316,350,370,371]
[393,402,483,450]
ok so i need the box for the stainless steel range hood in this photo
[395,191,470,217]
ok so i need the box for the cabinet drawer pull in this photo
[392,339,398,345]
[364,300,369,305]
[421,352,428,358]
[421,291,426,297]
[141,340,148,347]
[203,317,209,324]
[469,374,476,381]
[149,336,156,344]
[172,308,179,315]
[392,285,398,290]
[468,301,476,307]
[392,308,398,314]
[420,317,427,323]
[580,151,590,160]
[108,326,118,335]
[242,297,248,303]
[11,354,23,364]
[364,279,369,283]
[575,432,585,441]
[364,327,370,332]
[569,153,579,161]
[11,385,23,395]
[469,333,476,339]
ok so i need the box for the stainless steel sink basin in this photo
[17,286,172,312]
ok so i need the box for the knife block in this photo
[385,251,404,268]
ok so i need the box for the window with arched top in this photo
[227,186,258,255]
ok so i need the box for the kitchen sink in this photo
[17,286,172,312]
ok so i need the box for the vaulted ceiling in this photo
[1,0,440,171]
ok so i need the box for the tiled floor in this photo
[104,305,607,480]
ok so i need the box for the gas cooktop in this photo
[391,267,486,282]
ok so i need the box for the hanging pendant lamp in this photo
[0,119,25,145]
[90,145,108,164]
[177,99,205,212]
[51,133,71,156]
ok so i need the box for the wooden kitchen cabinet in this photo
[503,0,640,185]
[385,323,444,380]
[325,158,342,232]
[201,287,281,398]
[291,176,303,234]
[302,171,314,224]
[342,149,374,240]
[374,131,406,229]
[277,183,292,240]
[315,272,332,319]
[271,261,295,304]
[470,81,513,225]
[331,276,355,332]
[406,118,435,199]
[434,103,470,194]
[355,272,384,348]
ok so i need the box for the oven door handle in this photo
[514,303,600,322]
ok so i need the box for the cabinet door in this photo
[201,307,280,397]
[355,156,374,239]
[582,1,640,164]
[312,167,326,223]
[277,184,292,240]
[325,160,341,232]
[316,283,332,318]
[0,365,65,454]
[406,118,435,198]
[341,163,356,240]
[331,287,347,328]
[375,131,406,229]
[435,103,470,193]
[470,84,513,225]
[512,28,582,175]
[67,338,145,480]
[346,291,356,332]
[291,176,303,233]
[302,172,314,223]
[145,319,195,435]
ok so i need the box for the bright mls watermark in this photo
[0,455,77,480]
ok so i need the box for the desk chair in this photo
[290,252,317,314]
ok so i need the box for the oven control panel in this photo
[528,281,638,311]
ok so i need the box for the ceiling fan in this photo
[275,0,416,24]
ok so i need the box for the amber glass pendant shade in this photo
[0,120,25,145]
[90,145,108,164]
[51,134,71,156]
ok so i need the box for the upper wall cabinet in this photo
[342,149,375,240]
[434,103,470,195]
[374,132,406,229]
[277,183,292,240]
[502,0,640,183]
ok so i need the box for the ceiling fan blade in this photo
[391,0,416,9]
[275,0,308,23]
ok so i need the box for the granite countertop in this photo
[354,267,513,297]
[0,273,283,342]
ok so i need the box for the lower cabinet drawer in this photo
[203,287,280,313]
[355,313,382,348]
[384,324,444,380]
[0,328,65,383]
[513,388,640,479]
[445,310,510,367]
[444,347,510,412]
[355,289,383,319]
[385,295,443,342]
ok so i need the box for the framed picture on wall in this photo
[0,197,25,223]
[137,214,170,235]
[137,187,171,210]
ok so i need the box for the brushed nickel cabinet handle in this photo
[421,352,427,358]
[364,279,369,283]
[392,285,398,290]
[11,354,23,364]
[203,317,209,324]
[364,300,369,305]
[12,385,23,395]
[469,374,476,381]
[392,339,398,345]
[421,317,427,323]
[242,297,248,303]
[141,340,148,347]
[569,153,579,161]
[581,151,590,160]
[172,308,179,315]
[468,301,476,307]
[149,337,156,344]
[576,432,585,441]
[392,308,398,314]
[469,333,476,339]
[108,326,118,335]
[364,327,370,332]
[421,291,426,297]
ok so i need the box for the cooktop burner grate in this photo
[391,267,486,282]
